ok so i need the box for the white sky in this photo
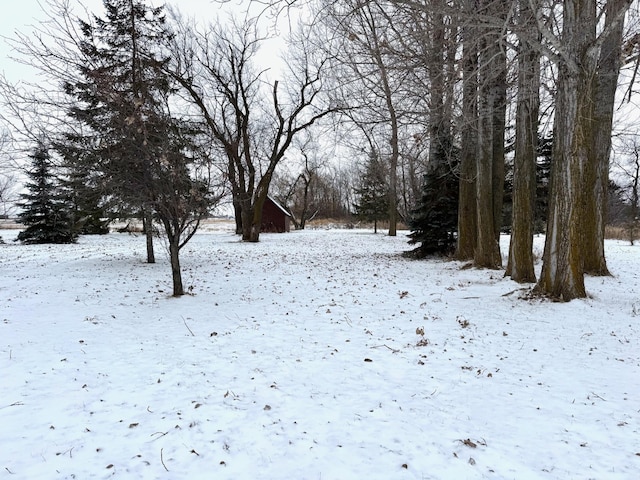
[0,0,286,83]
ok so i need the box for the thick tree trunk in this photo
[536,64,588,300]
[233,198,243,235]
[584,0,626,275]
[240,196,253,241]
[491,48,507,244]
[474,7,503,269]
[456,7,478,261]
[537,0,599,300]
[506,1,540,283]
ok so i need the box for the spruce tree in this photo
[65,163,111,235]
[407,161,459,258]
[17,144,77,244]
[62,0,215,295]
[353,152,389,233]
[63,0,174,260]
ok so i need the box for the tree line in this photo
[1,0,639,301]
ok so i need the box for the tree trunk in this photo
[233,198,243,235]
[142,209,155,264]
[630,152,639,245]
[506,1,540,283]
[474,5,503,269]
[169,235,184,297]
[456,4,478,261]
[584,0,626,275]
[491,41,507,244]
[240,195,253,241]
[536,0,598,300]
[536,64,588,300]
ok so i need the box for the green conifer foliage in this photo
[17,144,77,244]
[353,152,389,233]
[407,162,459,257]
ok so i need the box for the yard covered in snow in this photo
[1,225,639,479]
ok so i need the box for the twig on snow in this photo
[371,344,400,353]
[160,448,169,472]
[589,392,607,401]
[182,317,195,337]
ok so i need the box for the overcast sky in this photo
[0,0,285,83]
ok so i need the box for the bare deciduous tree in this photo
[535,0,632,300]
[169,15,336,242]
[506,0,541,283]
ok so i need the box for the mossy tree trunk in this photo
[456,1,478,261]
[506,0,540,283]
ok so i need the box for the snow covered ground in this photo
[1,225,639,480]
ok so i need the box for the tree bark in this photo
[536,0,597,300]
[142,209,155,264]
[536,0,631,299]
[456,2,478,261]
[584,0,626,275]
[474,0,504,269]
[168,234,184,297]
[506,0,540,283]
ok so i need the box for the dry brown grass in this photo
[306,218,409,230]
[605,224,639,242]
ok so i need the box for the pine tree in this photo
[407,161,459,258]
[65,164,111,235]
[63,0,174,260]
[17,144,77,244]
[62,0,216,295]
[353,152,389,233]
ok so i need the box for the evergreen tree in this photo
[65,164,111,235]
[353,152,389,233]
[534,135,552,233]
[62,0,217,295]
[502,135,552,235]
[17,144,77,244]
[63,0,174,261]
[407,160,459,258]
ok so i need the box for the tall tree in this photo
[456,0,479,261]
[473,0,508,269]
[583,0,628,275]
[170,16,335,242]
[64,0,218,295]
[535,0,632,300]
[63,0,175,263]
[506,0,541,283]
[320,0,403,236]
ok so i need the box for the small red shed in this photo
[261,196,291,233]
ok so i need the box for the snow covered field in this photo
[1,226,639,480]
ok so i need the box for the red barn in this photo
[261,196,291,233]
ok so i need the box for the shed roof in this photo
[267,196,292,217]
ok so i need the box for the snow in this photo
[1,225,639,479]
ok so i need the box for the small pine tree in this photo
[407,161,459,257]
[17,144,77,244]
[353,152,389,233]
